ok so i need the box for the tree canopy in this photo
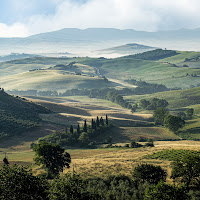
[33,141,71,178]
[164,114,185,132]
[0,165,49,200]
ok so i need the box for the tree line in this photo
[38,115,112,148]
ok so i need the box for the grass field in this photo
[1,140,200,182]
[1,51,200,91]
[124,86,200,109]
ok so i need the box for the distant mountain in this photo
[1,28,200,56]
[95,43,156,57]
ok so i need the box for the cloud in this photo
[0,23,29,37]
[1,0,200,37]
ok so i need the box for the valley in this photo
[1,48,200,199]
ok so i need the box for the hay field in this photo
[0,140,200,183]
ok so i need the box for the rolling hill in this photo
[95,43,156,57]
[0,90,51,139]
[1,49,200,92]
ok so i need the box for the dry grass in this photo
[0,140,200,183]
[64,140,200,182]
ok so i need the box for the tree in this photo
[171,154,200,190]
[131,104,138,112]
[33,141,71,178]
[133,164,167,185]
[0,164,49,200]
[164,114,185,133]
[144,181,188,200]
[96,116,100,127]
[49,173,98,200]
[100,117,104,126]
[83,120,87,132]
[106,114,108,125]
[70,125,73,134]
[177,111,187,120]
[185,108,194,120]
[130,141,142,148]
[3,154,9,165]
[153,107,169,125]
[77,124,80,135]
[78,132,90,146]
[140,99,150,109]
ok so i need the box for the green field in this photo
[1,50,200,92]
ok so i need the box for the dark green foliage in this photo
[85,175,149,200]
[83,120,87,132]
[140,98,168,110]
[144,149,200,161]
[153,107,169,125]
[77,124,80,134]
[49,173,97,200]
[125,49,178,60]
[33,141,71,178]
[126,79,169,94]
[0,90,50,138]
[145,139,154,147]
[78,132,90,147]
[100,117,104,126]
[171,154,200,190]
[105,136,112,144]
[39,117,113,148]
[133,164,167,185]
[131,104,138,112]
[177,111,187,120]
[0,165,49,200]
[164,114,185,132]
[130,141,143,148]
[96,116,100,127]
[3,157,9,165]
[70,125,73,134]
[144,181,189,200]
[185,108,194,120]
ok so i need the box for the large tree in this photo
[153,107,169,125]
[133,164,167,185]
[0,165,49,200]
[171,154,200,190]
[164,114,185,133]
[33,141,71,178]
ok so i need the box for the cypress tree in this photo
[70,125,73,134]
[96,116,100,127]
[83,120,87,132]
[77,124,80,135]
[91,119,94,129]
[65,127,68,133]
[93,121,97,130]
[106,114,108,125]
[100,117,104,126]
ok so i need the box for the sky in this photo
[1,0,200,37]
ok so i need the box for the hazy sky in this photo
[1,0,200,37]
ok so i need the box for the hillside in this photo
[0,90,50,138]
[125,86,200,109]
[95,43,156,57]
[1,50,200,91]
